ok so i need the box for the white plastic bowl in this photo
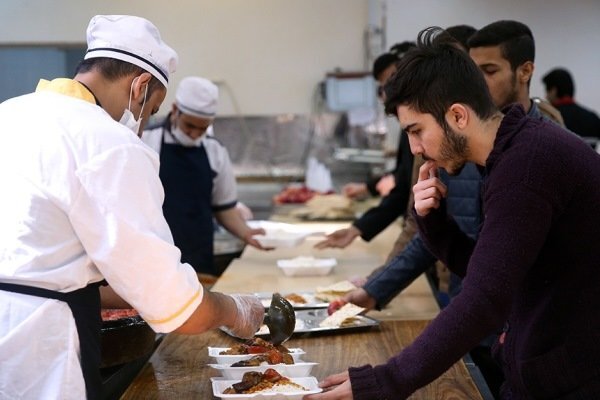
[208,347,306,365]
[208,362,318,380]
[211,376,322,399]
[276,257,337,276]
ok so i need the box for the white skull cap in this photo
[175,77,219,118]
[84,15,178,88]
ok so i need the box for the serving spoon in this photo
[263,292,295,345]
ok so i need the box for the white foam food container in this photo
[208,362,318,380]
[253,231,309,248]
[211,376,322,399]
[276,257,337,276]
[208,347,306,365]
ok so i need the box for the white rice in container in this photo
[257,382,308,393]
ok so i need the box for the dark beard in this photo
[440,126,468,176]
[500,73,520,108]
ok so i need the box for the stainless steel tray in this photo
[256,292,329,310]
[257,309,380,337]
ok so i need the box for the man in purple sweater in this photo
[305,27,600,400]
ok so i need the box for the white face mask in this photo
[171,125,203,147]
[119,77,148,135]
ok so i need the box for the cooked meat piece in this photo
[281,352,294,364]
[232,371,262,393]
[231,355,266,367]
[262,368,283,383]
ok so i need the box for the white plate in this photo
[211,376,322,399]
[254,309,380,337]
[276,257,336,276]
[208,347,306,365]
[208,362,318,380]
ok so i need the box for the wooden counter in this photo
[121,219,489,398]
[213,220,440,321]
[121,320,483,399]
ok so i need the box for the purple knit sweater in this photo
[348,105,600,399]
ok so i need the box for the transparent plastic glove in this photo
[221,294,264,339]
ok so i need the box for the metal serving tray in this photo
[256,308,380,338]
[256,292,329,310]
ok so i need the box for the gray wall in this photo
[384,0,600,112]
[1,0,599,114]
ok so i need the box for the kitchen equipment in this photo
[263,293,295,345]
[256,292,329,310]
[100,314,156,368]
[256,308,380,338]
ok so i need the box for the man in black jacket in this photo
[542,67,600,140]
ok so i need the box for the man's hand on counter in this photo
[303,371,354,399]
[314,225,362,249]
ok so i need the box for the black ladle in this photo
[263,292,295,345]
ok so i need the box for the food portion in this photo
[289,194,355,220]
[284,293,308,304]
[223,369,309,394]
[219,337,289,356]
[319,303,365,328]
[230,349,294,367]
[272,185,335,205]
[101,308,140,321]
[314,280,358,302]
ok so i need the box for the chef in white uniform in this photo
[0,15,263,400]
[142,77,268,275]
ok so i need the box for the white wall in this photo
[384,0,600,112]
[1,0,599,114]
[0,0,368,116]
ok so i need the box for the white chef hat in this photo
[175,77,219,118]
[84,15,178,88]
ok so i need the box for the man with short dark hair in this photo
[542,67,600,140]
[316,41,417,253]
[468,20,555,120]
[306,26,600,400]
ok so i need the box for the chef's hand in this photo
[413,161,447,217]
[314,226,361,249]
[245,228,273,251]
[303,371,353,399]
[342,182,368,199]
[222,294,264,339]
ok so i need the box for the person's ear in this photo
[518,61,534,85]
[447,103,469,129]
[132,72,152,100]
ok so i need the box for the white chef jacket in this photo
[142,122,238,210]
[0,79,203,399]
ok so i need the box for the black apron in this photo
[159,128,216,275]
[0,280,104,400]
